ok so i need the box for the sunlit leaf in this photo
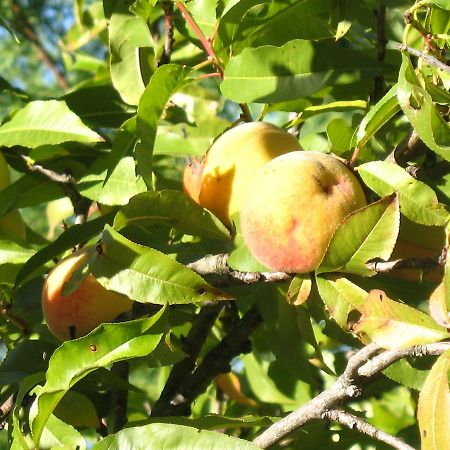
[397,54,450,161]
[91,225,232,304]
[30,310,165,446]
[354,289,450,349]
[358,161,450,226]
[0,101,102,148]
[92,423,261,449]
[417,351,450,450]
[286,274,312,306]
[317,195,400,276]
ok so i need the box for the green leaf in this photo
[92,423,261,450]
[30,310,165,446]
[217,0,333,55]
[136,64,192,187]
[0,100,102,148]
[91,225,232,304]
[53,390,100,428]
[417,351,450,450]
[39,413,86,450]
[221,39,382,103]
[242,353,297,405]
[317,195,400,276]
[78,156,147,205]
[358,161,450,226]
[356,84,400,149]
[397,54,450,160]
[63,84,134,128]
[286,274,312,306]
[113,190,230,241]
[0,240,34,266]
[109,10,154,105]
[383,358,429,391]
[354,289,450,349]
[316,275,367,327]
[15,212,114,287]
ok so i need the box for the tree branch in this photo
[321,409,415,450]
[366,252,445,273]
[151,302,224,416]
[152,303,262,417]
[253,341,450,448]
[373,6,387,102]
[21,155,92,227]
[158,1,175,66]
[0,393,15,429]
[11,0,69,90]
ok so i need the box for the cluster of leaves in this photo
[0,0,449,449]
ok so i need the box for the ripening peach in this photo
[184,122,301,227]
[241,151,367,273]
[42,246,133,340]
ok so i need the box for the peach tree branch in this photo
[252,341,450,448]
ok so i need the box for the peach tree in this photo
[0,0,449,449]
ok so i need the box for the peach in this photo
[42,246,133,340]
[183,158,203,203]
[241,151,367,273]
[189,122,301,227]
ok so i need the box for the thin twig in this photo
[158,1,175,66]
[109,361,129,433]
[21,155,91,227]
[366,253,445,273]
[11,0,69,89]
[0,301,29,335]
[395,42,449,72]
[322,409,415,450]
[0,394,15,425]
[373,6,387,102]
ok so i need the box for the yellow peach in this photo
[194,122,301,227]
[241,151,367,273]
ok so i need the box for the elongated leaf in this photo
[30,311,165,446]
[0,100,102,148]
[358,161,450,226]
[0,240,34,265]
[317,195,400,276]
[15,212,114,287]
[356,84,400,149]
[136,64,192,187]
[316,275,367,327]
[397,54,450,161]
[417,351,450,450]
[91,225,231,304]
[113,190,230,240]
[92,423,260,450]
[354,289,450,349]
[221,39,382,103]
[109,11,154,105]
[286,274,312,306]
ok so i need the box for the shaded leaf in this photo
[30,310,165,446]
[354,289,450,349]
[91,225,232,304]
[221,39,382,103]
[113,190,230,241]
[358,161,450,226]
[0,101,102,148]
[92,423,260,450]
[417,351,450,450]
[53,390,100,428]
[317,195,400,276]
